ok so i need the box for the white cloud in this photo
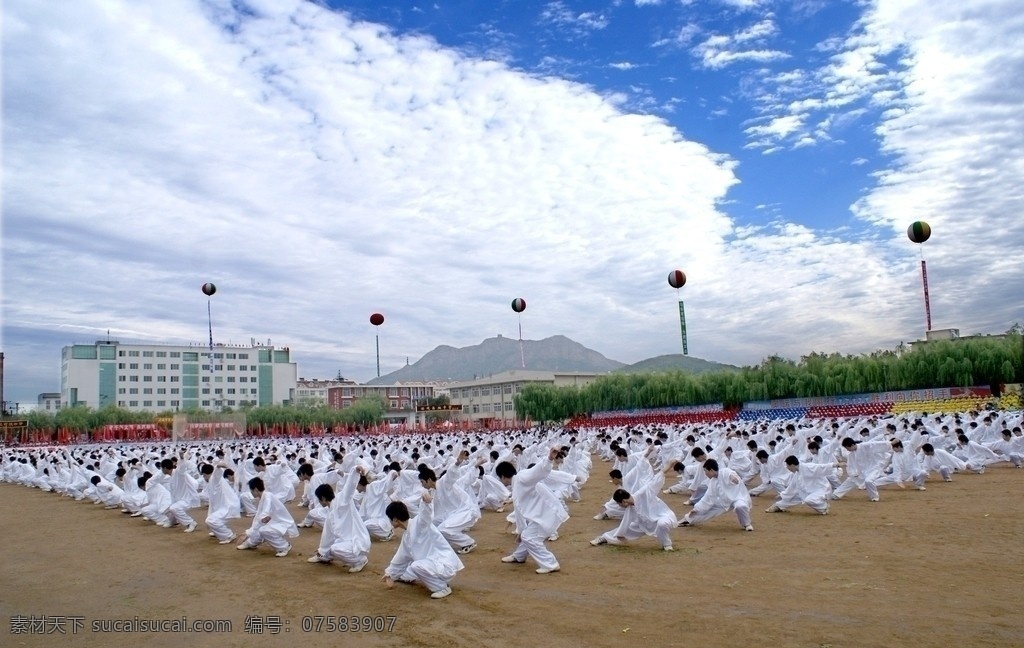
[540,2,610,34]
[1,0,738,396]
[609,61,637,70]
[692,18,789,69]
[3,0,1020,405]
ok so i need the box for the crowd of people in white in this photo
[2,408,1021,599]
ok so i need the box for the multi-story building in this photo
[326,383,435,411]
[447,370,604,426]
[292,377,357,406]
[37,392,62,412]
[61,340,297,412]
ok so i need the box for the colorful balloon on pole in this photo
[511,298,527,368]
[370,313,384,377]
[201,282,217,405]
[907,221,933,332]
[668,270,688,355]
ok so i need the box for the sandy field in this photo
[1,459,1021,648]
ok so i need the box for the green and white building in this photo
[61,340,297,412]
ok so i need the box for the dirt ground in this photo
[1,459,1022,648]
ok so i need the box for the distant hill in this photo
[615,354,739,375]
[367,336,736,384]
[368,335,625,384]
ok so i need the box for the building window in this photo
[143,376,152,382]
[202,388,210,395]
[118,376,126,382]
[170,364,179,370]
[227,377,235,382]
[156,351,167,357]
[170,376,180,382]
[129,400,138,406]
[226,365,235,371]
[143,400,152,407]
[170,388,179,394]
[157,376,167,382]
[170,400,179,407]
[170,352,180,358]
[227,388,236,394]
[143,363,153,369]
[202,400,210,406]
[143,351,154,357]
[118,388,126,394]
[129,363,139,369]
[128,351,140,357]
[157,400,166,407]
[481,388,490,396]
[129,376,139,382]
[129,388,139,394]
[118,363,126,369]
[143,388,153,394]
[503,385,512,394]
[157,388,166,394]
[239,353,249,359]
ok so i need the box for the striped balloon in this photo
[511,298,526,313]
[907,221,931,244]
[201,282,216,296]
[667,270,686,289]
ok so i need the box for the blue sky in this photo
[2,0,1023,406]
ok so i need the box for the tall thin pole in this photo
[518,318,525,369]
[206,298,215,384]
[375,332,380,377]
[920,259,932,332]
[678,300,689,356]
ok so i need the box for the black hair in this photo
[314,483,335,503]
[495,461,517,480]
[385,501,410,522]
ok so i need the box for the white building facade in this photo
[447,370,603,426]
[61,340,297,412]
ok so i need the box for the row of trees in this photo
[16,395,391,434]
[513,331,1024,423]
